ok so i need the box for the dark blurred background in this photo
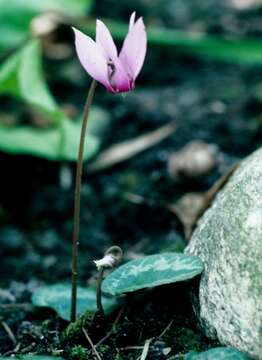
[0,0,261,288]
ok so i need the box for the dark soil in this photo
[0,0,261,358]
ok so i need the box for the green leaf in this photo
[17,0,94,17]
[87,106,111,138]
[59,118,100,161]
[185,347,251,359]
[82,19,262,65]
[0,40,65,124]
[0,357,63,360]
[102,253,204,296]
[32,284,119,321]
[0,120,99,161]
[0,0,93,52]
[0,40,106,161]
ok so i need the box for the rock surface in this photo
[185,147,262,359]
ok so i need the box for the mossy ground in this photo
[0,282,218,359]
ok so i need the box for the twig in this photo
[119,346,144,350]
[138,339,153,360]
[158,320,173,339]
[188,162,239,238]
[88,122,176,172]
[0,320,16,346]
[3,342,21,356]
[169,162,239,241]
[82,327,102,360]
[95,304,126,348]
[0,303,34,311]
[20,342,36,353]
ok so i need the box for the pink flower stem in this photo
[71,79,97,323]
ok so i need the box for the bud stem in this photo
[95,246,123,316]
[96,267,105,316]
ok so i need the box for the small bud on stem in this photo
[95,246,123,315]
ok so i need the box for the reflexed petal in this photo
[129,12,136,30]
[96,19,118,60]
[119,17,147,80]
[73,27,111,88]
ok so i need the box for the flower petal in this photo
[73,27,111,89]
[96,19,118,60]
[129,12,136,30]
[110,57,133,92]
[119,17,147,80]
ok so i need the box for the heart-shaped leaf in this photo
[0,40,107,161]
[0,40,66,124]
[0,121,99,161]
[102,253,204,296]
[185,347,250,359]
[32,284,118,321]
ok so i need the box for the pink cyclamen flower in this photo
[73,12,147,93]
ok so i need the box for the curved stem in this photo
[70,79,97,323]
[96,267,105,316]
[95,246,123,316]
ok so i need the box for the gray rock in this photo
[185,147,262,359]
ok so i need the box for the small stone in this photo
[185,147,262,359]
[162,347,171,355]
[168,141,217,180]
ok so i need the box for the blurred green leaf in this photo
[0,0,93,52]
[32,283,118,320]
[0,40,65,124]
[17,0,94,16]
[82,19,262,64]
[60,118,100,161]
[0,120,99,161]
[87,106,111,138]
[0,40,107,161]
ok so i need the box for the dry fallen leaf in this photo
[168,163,239,241]
[88,122,176,172]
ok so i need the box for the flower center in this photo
[107,59,116,80]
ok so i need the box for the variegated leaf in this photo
[185,347,251,359]
[32,284,118,320]
[102,253,203,296]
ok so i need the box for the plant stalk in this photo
[70,79,97,322]
[95,246,123,316]
[96,267,105,316]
